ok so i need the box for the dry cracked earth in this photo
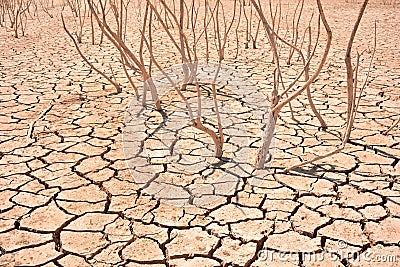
[0,0,400,266]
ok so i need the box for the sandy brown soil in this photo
[0,0,399,266]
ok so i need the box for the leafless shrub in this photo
[61,0,228,156]
[249,0,333,169]
[283,0,375,172]
[64,0,87,43]
[247,0,375,172]
[61,13,122,93]
[38,0,54,18]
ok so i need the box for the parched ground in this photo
[0,0,399,266]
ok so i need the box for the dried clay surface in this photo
[0,0,399,266]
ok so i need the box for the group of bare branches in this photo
[0,0,379,172]
[0,0,33,37]
[0,0,58,37]
[59,0,379,172]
